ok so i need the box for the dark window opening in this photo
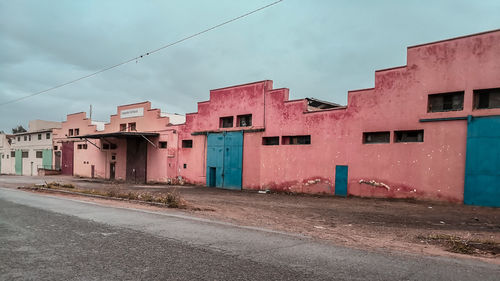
[182,140,193,148]
[363,132,390,144]
[38,134,42,140]
[54,146,58,150]
[36,151,43,158]
[262,136,279,146]
[237,114,252,127]
[282,135,311,145]
[102,143,110,150]
[159,141,167,149]
[75,128,80,136]
[46,133,51,139]
[183,163,187,169]
[10,151,15,157]
[24,136,27,141]
[220,116,233,128]
[17,137,20,142]
[128,122,136,131]
[28,135,31,141]
[395,130,424,143]
[428,91,464,112]
[111,154,116,161]
[21,151,28,158]
[110,143,117,150]
[77,144,88,150]
[474,88,500,109]
[120,123,127,131]
[68,129,73,136]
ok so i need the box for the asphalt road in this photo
[0,187,498,280]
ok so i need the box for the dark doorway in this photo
[126,138,147,183]
[208,167,217,187]
[110,163,115,180]
[61,142,74,175]
[54,151,61,170]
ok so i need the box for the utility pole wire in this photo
[0,0,283,107]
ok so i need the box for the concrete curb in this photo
[18,186,174,208]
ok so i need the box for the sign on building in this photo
[120,107,144,119]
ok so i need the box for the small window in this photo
[395,130,424,143]
[21,151,28,158]
[159,141,167,149]
[182,140,193,148]
[77,144,87,149]
[77,144,82,149]
[282,135,311,145]
[363,132,390,144]
[110,143,117,150]
[262,136,279,146]
[54,146,58,150]
[237,114,252,127]
[428,91,464,112]
[75,128,80,136]
[46,133,50,139]
[11,151,15,157]
[183,163,187,169]
[28,135,31,141]
[38,134,42,140]
[36,151,43,158]
[24,135,27,141]
[68,129,73,136]
[220,116,233,128]
[128,122,136,131]
[474,88,500,109]
[111,154,116,160]
[120,123,127,131]
[102,143,110,150]
[17,137,20,142]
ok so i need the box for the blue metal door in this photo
[206,131,243,190]
[223,131,243,189]
[335,165,348,196]
[464,116,500,207]
[206,133,225,188]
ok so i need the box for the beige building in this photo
[0,120,61,176]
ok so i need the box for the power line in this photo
[0,0,284,107]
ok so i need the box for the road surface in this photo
[0,187,498,280]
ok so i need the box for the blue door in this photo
[206,131,243,190]
[464,116,500,207]
[335,165,348,197]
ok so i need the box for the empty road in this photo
[0,187,498,280]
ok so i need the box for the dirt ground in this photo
[4,175,500,263]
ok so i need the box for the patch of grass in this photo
[418,234,499,256]
[45,182,74,189]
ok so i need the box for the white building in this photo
[0,120,61,176]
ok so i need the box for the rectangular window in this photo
[38,134,42,140]
[110,143,117,150]
[77,144,87,149]
[427,91,464,112]
[182,140,193,148]
[159,141,167,149]
[46,133,50,139]
[11,151,15,157]
[262,136,279,146]
[120,123,127,131]
[219,116,233,128]
[282,135,311,145]
[68,129,73,136]
[395,130,424,143]
[17,137,20,142]
[102,143,110,150]
[237,114,252,127]
[128,122,136,131]
[36,151,43,158]
[474,87,500,109]
[54,146,58,150]
[75,128,80,136]
[24,135,27,141]
[28,135,31,141]
[21,151,28,158]
[363,132,390,144]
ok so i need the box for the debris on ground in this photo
[417,234,500,257]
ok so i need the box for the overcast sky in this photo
[1,0,499,132]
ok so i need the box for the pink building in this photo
[56,30,500,207]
